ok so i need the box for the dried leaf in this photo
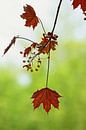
[3,36,16,55]
[31,42,37,48]
[21,4,39,29]
[72,0,86,11]
[32,87,61,113]
[38,38,58,54]
[23,47,31,57]
[72,0,86,19]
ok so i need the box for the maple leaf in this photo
[72,0,86,11]
[38,37,58,54]
[72,0,86,19]
[3,36,16,55]
[23,47,31,57]
[31,42,38,48]
[32,87,61,113]
[21,4,39,29]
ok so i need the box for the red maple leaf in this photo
[72,0,86,20]
[21,4,39,29]
[38,37,58,54]
[32,87,61,113]
[23,47,31,57]
[3,36,16,55]
[72,0,86,11]
[23,42,38,57]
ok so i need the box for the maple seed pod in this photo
[39,61,42,64]
[31,69,33,72]
[23,60,26,63]
[38,60,41,64]
[47,56,50,59]
[38,57,41,64]
[37,65,40,68]
[54,34,58,38]
[29,56,32,59]
[29,64,31,67]
[27,60,30,62]
[20,51,23,54]
[43,33,46,37]
[35,68,38,71]
[38,57,40,60]
[32,52,36,55]
[84,17,86,20]
[83,11,86,15]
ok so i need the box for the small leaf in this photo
[31,42,37,48]
[38,38,58,54]
[3,36,16,55]
[72,0,86,19]
[21,4,39,29]
[32,87,61,113]
[72,0,80,9]
[72,0,86,11]
[23,47,31,57]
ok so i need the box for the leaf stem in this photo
[45,0,63,87]
[52,0,63,33]
[46,52,50,87]
[16,36,36,43]
[39,18,46,34]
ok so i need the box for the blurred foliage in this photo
[0,42,86,130]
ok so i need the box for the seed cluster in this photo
[20,49,42,72]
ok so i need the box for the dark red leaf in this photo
[3,36,16,55]
[31,42,37,48]
[38,37,58,54]
[72,0,81,9]
[23,47,31,57]
[32,87,61,113]
[73,0,86,11]
[72,0,86,19]
[21,4,39,29]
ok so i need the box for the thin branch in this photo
[45,0,63,87]
[46,52,50,87]
[52,0,63,33]
[16,36,36,43]
[39,18,46,34]
[30,38,51,63]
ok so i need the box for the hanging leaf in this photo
[72,0,86,11]
[21,4,39,29]
[72,0,86,19]
[3,36,16,55]
[23,47,31,57]
[31,42,38,48]
[38,37,58,54]
[32,87,61,113]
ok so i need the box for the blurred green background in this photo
[0,41,86,130]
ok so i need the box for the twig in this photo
[52,0,63,33]
[46,52,50,87]
[16,36,36,43]
[39,18,46,34]
[45,0,63,87]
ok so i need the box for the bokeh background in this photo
[0,0,86,130]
